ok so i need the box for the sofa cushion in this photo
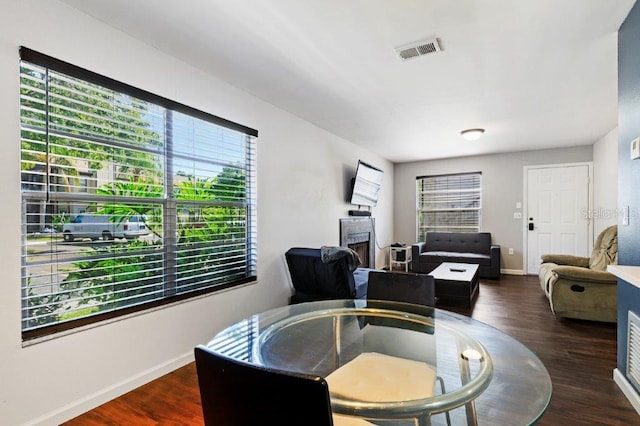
[421,251,491,265]
[425,232,492,255]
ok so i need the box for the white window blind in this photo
[416,172,481,241]
[20,48,258,340]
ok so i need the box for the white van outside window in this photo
[62,214,149,242]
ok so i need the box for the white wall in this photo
[593,128,619,235]
[394,146,593,273]
[0,1,393,424]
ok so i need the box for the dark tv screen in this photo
[350,160,384,207]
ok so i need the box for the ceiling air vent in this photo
[395,38,442,61]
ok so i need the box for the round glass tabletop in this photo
[206,299,552,425]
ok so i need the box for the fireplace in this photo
[350,241,370,269]
[340,218,375,268]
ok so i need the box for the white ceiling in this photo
[59,0,636,163]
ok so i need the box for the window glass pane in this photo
[416,173,482,241]
[176,205,249,293]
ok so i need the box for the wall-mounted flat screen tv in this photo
[350,160,384,207]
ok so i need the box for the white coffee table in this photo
[429,262,480,308]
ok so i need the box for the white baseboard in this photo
[500,268,525,275]
[29,351,194,426]
[614,368,640,416]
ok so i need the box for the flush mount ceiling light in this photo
[460,128,485,141]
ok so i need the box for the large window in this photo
[19,48,258,340]
[416,172,481,241]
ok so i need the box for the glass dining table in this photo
[205,299,552,425]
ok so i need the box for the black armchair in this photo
[285,247,369,304]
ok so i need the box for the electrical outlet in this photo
[513,212,522,219]
[508,248,514,255]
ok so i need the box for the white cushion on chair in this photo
[326,352,437,402]
[332,414,375,426]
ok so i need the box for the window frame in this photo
[19,47,258,341]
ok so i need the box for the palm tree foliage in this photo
[20,64,162,195]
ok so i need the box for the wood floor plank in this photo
[64,274,638,425]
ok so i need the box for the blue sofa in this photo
[411,232,501,279]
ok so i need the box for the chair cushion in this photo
[553,265,617,284]
[332,415,375,426]
[325,352,436,402]
[589,225,618,271]
[540,254,590,268]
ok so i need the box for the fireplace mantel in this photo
[339,218,375,268]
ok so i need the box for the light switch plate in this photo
[632,138,640,160]
[624,206,630,226]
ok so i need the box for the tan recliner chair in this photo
[538,225,618,323]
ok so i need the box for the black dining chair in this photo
[194,344,336,426]
[364,272,450,425]
[366,271,436,307]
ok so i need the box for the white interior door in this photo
[526,164,591,274]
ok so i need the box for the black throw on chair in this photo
[194,344,334,426]
[366,271,436,307]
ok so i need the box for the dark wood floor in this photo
[65,275,638,425]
